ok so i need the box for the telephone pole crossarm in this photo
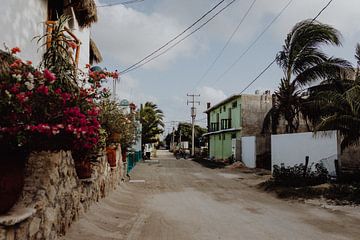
[186,94,200,157]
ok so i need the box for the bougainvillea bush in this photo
[0,48,113,160]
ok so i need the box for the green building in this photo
[204,92,272,161]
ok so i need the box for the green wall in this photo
[208,96,242,160]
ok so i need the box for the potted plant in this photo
[0,17,118,213]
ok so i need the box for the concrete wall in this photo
[0,147,124,240]
[209,132,235,160]
[0,0,48,65]
[241,94,272,136]
[271,131,338,172]
[341,145,360,168]
[255,135,271,170]
[242,136,256,168]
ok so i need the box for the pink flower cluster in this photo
[63,107,100,150]
[0,47,104,153]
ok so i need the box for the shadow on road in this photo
[192,158,226,169]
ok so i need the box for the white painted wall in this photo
[0,1,90,70]
[271,131,338,173]
[0,0,48,65]
[241,136,256,168]
[69,7,90,71]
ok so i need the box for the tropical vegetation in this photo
[263,19,351,134]
[0,16,125,165]
[309,45,360,150]
[140,102,164,145]
[164,122,207,149]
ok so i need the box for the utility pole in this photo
[187,94,200,156]
[170,121,176,152]
[171,126,175,152]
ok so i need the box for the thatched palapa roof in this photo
[90,38,103,64]
[72,0,98,28]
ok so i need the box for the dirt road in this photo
[62,150,360,240]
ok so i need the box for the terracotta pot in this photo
[0,151,25,214]
[109,132,121,143]
[106,147,117,167]
[75,160,92,179]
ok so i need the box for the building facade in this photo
[0,0,100,69]
[204,92,272,161]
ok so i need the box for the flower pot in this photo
[75,160,92,179]
[106,147,117,167]
[109,132,121,143]
[0,151,25,214]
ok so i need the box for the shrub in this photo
[272,162,329,187]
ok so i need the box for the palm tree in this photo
[312,44,360,150]
[140,102,165,144]
[263,19,350,133]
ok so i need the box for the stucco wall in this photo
[242,136,256,168]
[0,1,91,70]
[241,94,272,136]
[0,147,124,240]
[271,131,338,173]
[0,0,47,65]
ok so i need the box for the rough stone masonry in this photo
[0,147,124,240]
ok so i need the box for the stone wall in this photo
[0,146,124,240]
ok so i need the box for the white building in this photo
[0,0,101,68]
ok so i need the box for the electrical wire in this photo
[192,0,257,90]
[97,0,145,7]
[122,0,238,74]
[211,0,294,86]
[120,0,227,73]
[238,0,334,94]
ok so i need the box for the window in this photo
[232,101,237,108]
[223,106,226,112]
[231,133,236,139]
[219,135,221,140]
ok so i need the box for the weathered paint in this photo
[0,0,48,65]
[206,93,272,161]
[0,1,90,69]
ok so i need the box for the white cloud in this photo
[92,4,198,70]
[197,86,227,113]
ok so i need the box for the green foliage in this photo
[98,99,137,147]
[308,44,360,150]
[165,122,207,148]
[263,20,350,134]
[35,15,78,92]
[140,102,164,144]
[272,163,329,187]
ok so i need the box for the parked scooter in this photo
[175,149,190,159]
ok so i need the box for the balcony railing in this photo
[221,119,232,130]
[210,122,219,132]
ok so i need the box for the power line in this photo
[122,0,238,74]
[193,0,257,89]
[120,0,227,73]
[238,0,334,94]
[97,0,145,7]
[210,0,294,86]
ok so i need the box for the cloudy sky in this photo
[93,0,360,133]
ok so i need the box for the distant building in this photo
[204,91,272,163]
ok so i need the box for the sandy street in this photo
[62,150,360,240]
